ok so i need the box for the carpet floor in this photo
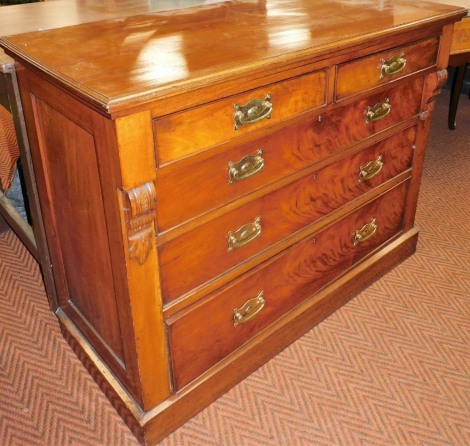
[0,88,469,446]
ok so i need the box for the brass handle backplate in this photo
[234,94,272,130]
[380,53,407,79]
[228,150,265,184]
[227,217,262,251]
[366,98,391,123]
[353,218,378,246]
[359,155,384,182]
[233,291,265,326]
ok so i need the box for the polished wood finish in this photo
[31,97,125,358]
[335,36,439,100]
[0,1,464,115]
[168,181,410,389]
[155,77,422,232]
[154,70,327,163]
[159,129,415,303]
[0,1,465,444]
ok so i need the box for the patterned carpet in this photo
[0,89,469,446]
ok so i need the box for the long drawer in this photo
[166,180,410,389]
[298,76,424,162]
[158,127,415,303]
[155,77,423,232]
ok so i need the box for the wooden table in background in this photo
[428,0,470,129]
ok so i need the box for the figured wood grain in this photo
[301,75,424,157]
[147,230,419,445]
[155,77,422,232]
[167,181,410,389]
[158,127,415,302]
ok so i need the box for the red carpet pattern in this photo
[0,89,469,446]
[0,228,138,445]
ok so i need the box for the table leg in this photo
[448,63,468,130]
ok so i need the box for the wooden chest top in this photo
[0,0,466,115]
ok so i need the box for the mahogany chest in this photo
[0,1,466,443]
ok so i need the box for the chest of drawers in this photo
[0,1,465,444]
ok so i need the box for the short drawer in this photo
[335,36,439,100]
[153,70,327,164]
[155,77,422,232]
[167,181,410,389]
[159,127,415,303]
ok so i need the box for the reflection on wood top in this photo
[0,0,466,115]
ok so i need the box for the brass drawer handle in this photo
[380,53,406,79]
[227,217,262,251]
[228,150,264,184]
[366,98,391,123]
[234,94,272,130]
[233,291,265,326]
[353,218,378,246]
[359,155,383,182]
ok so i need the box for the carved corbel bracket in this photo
[122,182,157,265]
[419,69,448,122]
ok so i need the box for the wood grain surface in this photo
[159,127,415,303]
[335,36,439,100]
[0,0,465,114]
[155,77,423,232]
[167,181,410,389]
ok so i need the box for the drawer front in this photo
[167,181,410,389]
[159,127,415,303]
[299,76,423,159]
[155,125,298,232]
[155,77,422,232]
[154,70,327,164]
[336,36,439,100]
